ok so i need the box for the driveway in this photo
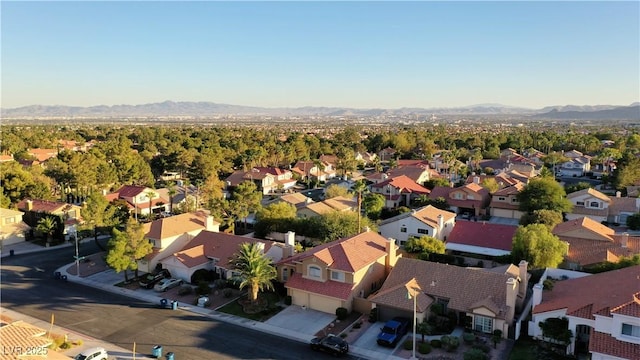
[352,321,403,357]
[264,305,335,336]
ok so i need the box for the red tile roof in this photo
[589,331,640,360]
[371,175,430,194]
[533,265,640,319]
[16,199,75,214]
[143,211,211,240]
[284,272,354,300]
[114,185,148,198]
[447,221,517,251]
[278,231,391,272]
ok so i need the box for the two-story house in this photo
[226,167,297,194]
[108,185,167,217]
[378,205,456,245]
[530,266,640,359]
[558,150,592,177]
[378,147,397,162]
[370,175,431,208]
[0,208,30,247]
[429,182,491,217]
[291,160,336,183]
[566,188,611,223]
[490,182,526,220]
[276,230,401,314]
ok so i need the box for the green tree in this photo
[313,211,377,243]
[324,184,350,199]
[480,178,499,194]
[167,182,177,213]
[229,242,277,304]
[36,216,58,244]
[405,236,446,259]
[81,191,120,232]
[517,177,572,214]
[363,193,385,220]
[232,181,263,230]
[352,179,368,232]
[519,209,564,230]
[416,321,434,343]
[106,218,153,281]
[424,177,450,190]
[564,181,592,194]
[511,224,566,269]
[145,190,157,219]
[627,213,640,230]
[256,202,297,221]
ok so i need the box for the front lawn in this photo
[509,337,573,360]
[217,291,283,321]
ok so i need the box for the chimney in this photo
[473,176,480,184]
[564,241,570,256]
[518,260,528,302]
[437,214,444,230]
[385,238,398,272]
[621,232,629,248]
[616,191,621,198]
[505,278,517,324]
[206,216,219,232]
[26,199,33,211]
[102,189,108,196]
[532,283,544,307]
[256,242,265,253]
[285,231,295,247]
[363,226,371,232]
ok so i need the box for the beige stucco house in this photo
[276,230,401,314]
[0,208,30,248]
[378,205,456,246]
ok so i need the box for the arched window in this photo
[308,265,321,279]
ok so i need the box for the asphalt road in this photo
[1,244,361,359]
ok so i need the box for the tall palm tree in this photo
[229,242,277,304]
[167,182,177,214]
[352,179,368,232]
[145,190,156,219]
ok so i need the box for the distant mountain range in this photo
[1,100,639,120]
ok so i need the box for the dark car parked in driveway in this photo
[310,334,349,356]
[139,269,171,289]
[377,317,410,347]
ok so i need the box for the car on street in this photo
[154,278,183,292]
[310,334,349,356]
[139,269,171,289]
[74,347,109,360]
[377,317,410,347]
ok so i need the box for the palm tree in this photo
[229,242,277,304]
[145,190,156,219]
[352,179,368,232]
[36,217,58,245]
[167,182,177,213]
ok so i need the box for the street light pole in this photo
[405,277,421,360]
[412,289,417,359]
[75,234,80,277]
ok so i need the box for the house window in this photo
[148,239,156,247]
[331,271,345,282]
[622,324,640,338]
[282,268,289,281]
[589,201,600,208]
[417,228,429,235]
[436,298,449,313]
[576,201,585,206]
[474,315,493,334]
[308,265,321,279]
[498,197,506,201]
[400,226,407,233]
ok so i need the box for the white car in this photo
[74,347,108,360]
[154,278,183,292]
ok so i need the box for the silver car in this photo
[74,347,108,360]
[154,278,183,292]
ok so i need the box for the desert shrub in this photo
[177,284,193,296]
[213,279,227,289]
[464,348,489,360]
[368,308,378,322]
[418,342,431,354]
[59,342,71,349]
[196,281,211,295]
[403,339,413,350]
[284,295,292,305]
[441,335,460,352]
[463,332,475,344]
[335,307,349,320]
[222,288,233,298]
[430,339,442,348]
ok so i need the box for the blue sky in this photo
[2,1,639,109]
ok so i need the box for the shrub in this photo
[431,303,444,316]
[403,339,413,350]
[441,335,460,352]
[353,320,362,329]
[368,308,378,323]
[213,279,227,289]
[177,284,193,296]
[464,348,489,360]
[335,307,349,320]
[196,281,211,295]
[59,342,71,350]
[430,339,442,348]
[222,288,233,298]
[472,343,491,354]
[418,342,431,354]
[339,333,347,338]
[463,332,475,344]
[284,295,292,305]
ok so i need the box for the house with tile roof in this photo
[370,175,431,209]
[160,229,291,283]
[0,208,30,247]
[16,199,82,240]
[268,192,313,210]
[137,211,220,274]
[108,185,167,217]
[429,182,491,217]
[291,160,336,183]
[378,205,456,246]
[297,195,356,218]
[530,266,640,359]
[26,148,58,162]
[552,217,640,270]
[608,194,640,226]
[445,220,518,257]
[355,151,377,165]
[378,147,397,162]
[369,258,529,338]
[225,167,296,195]
[387,164,432,186]
[490,182,526,220]
[566,188,611,223]
[557,150,592,177]
[0,320,71,360]
[276,229,401,314]
[0,154,14,163]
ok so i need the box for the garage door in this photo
[309,294,342,314]
[492,208,515,219]
[377,305,413,322]
[290,289,308,308]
